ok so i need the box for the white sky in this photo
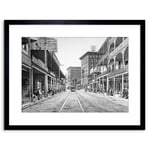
[55,37,106,75]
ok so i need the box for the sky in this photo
[55,37,106,75]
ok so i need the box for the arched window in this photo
[124,47,128,66]
[100,62,104,73]
[109,58,114,72]
[115,37,123,48]
[109,43,114,53]
[115,53,123,70]
[104,57,108,72]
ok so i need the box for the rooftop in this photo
[79,51,99,60]
[67,66,81,70]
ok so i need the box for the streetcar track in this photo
[76,91,109,112]
[75,93,85,112]
[59,92,85,112]
[78,91,128,112]
[85,92,128,111]
[59,92,71,112]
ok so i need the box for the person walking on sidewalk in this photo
[122,88,128,99]
[36,88,41,100]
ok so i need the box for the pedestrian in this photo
[123,88,128,99]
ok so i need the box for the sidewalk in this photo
[22,91,69,110]
[22,95,52,110]
[79,90,128,107]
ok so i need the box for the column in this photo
[113,77,115,95]
[122,51,125,69]
[107,60,110,72]
[122,74,124,95]
[107,76,109,92]
[54,78,56,90]
[29,69,33,102]
[53,78,55,89]
[50,77,52,89]
[44,74,48,97]
[98,78,100,92]
[102,77,104,93]
[113,56,116,71]
[51,77,52,89]
[114,39,116,50]
[44,50,47,68]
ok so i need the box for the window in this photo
[22,43,29,55]
[109,43,114,53]
[115,37,123,48]
[22,44,28,51]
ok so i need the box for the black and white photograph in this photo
[22,37,129,113]
[4,20,145,130]
[1,1,149,150]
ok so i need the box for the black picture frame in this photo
[4,20,145,130]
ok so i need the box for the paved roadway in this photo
[22,90,128,112]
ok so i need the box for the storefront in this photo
[115,75,122,94]
[98,76,108,93]
[108,78,114,95]
[123,73,129,89]
[22,66,32,104]
[103,76,107,92]
[33,68,46,99]
[108,72,128,97]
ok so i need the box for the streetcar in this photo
[70,86,76,92]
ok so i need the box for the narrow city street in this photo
[22,37,129,113]
[23,90,128,112]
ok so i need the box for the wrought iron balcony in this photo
[109,38,129,58]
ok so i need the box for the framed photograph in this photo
[4,20,145,130]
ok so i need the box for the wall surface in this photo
[0,0,149,150]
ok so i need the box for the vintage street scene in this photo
[22,37,129,112]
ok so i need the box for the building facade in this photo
[79,52,101,89]
[96,37,129,98]
[22,37,65,104]
[67,67,81,89]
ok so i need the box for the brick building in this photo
[79,51,101,89]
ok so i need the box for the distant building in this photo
[67,67,81,89]
[79,51,101,88]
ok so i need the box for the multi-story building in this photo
[79,51,101,89]
[22,37,65,104]
[96,37,129,97]
[22,37,34,104]
[67,67,81,89]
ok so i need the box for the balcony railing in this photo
[22,53,31,66]
[96,64,128,78]
[32,55,48,72]
[109,38,128,58]
[108,65,128,77]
